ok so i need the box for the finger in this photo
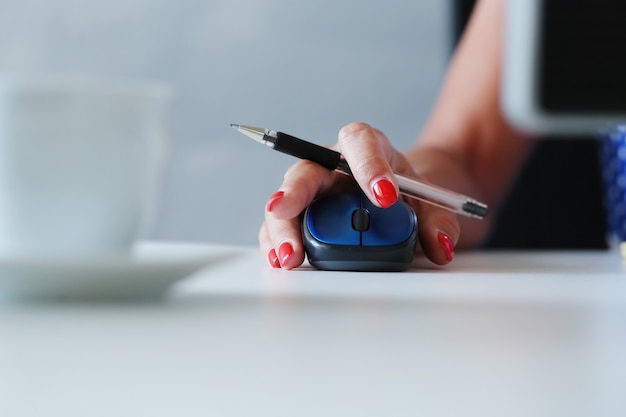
[413,202,461,265]
[262,160,345,270]
[259,222,281,268]
[262,211,306,270]
[266,159,353,220]
[337,122,399,208]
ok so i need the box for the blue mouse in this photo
[303,192,418,271]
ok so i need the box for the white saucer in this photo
[0,242,240,301]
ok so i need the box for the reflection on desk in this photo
[1,243,625,417]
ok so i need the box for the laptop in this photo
[502,0,626,135]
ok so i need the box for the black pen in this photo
[231,124,488,219]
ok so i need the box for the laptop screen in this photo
[539,0,626,114]
[502,0,626,134]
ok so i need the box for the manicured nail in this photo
[268,248,281,268]
[372,178,397,208]
[278,241,294,266]
[438,232,455,262]
[266,191,284,212]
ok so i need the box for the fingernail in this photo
[438,232,455,262]
[266,191,284,212]
[268,248,281,268]
[278,241,294,266]
[372,178,397,208]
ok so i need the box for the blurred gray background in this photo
[0,0,450,245]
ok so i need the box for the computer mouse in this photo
[303,192,418,271]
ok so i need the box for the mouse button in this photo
[305,193,361,245]
[361,199,416,246]
[351,208,370,232]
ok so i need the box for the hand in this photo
[259,121,461,269]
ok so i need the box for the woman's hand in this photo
[258,0,539,270]
[259,121,462,269]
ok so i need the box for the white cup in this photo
[0,76,171,258]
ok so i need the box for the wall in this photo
[0,0,450,245]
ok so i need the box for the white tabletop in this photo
[2,243,626,417]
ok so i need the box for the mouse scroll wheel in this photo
[351,208,370,232]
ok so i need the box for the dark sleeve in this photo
[482,139,608,249]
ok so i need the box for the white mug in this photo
[0,76,171,258]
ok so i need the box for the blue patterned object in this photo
[600,125,626,245]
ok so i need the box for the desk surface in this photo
[2,244,626,417]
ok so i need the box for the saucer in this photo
[0,242,240,301]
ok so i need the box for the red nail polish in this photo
[266,191,284,212]
[438,232,455,262]
[268,248,281,268]
[372,179,397,208]
[278,241,294,266]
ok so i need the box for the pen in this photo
[231,124,488,219]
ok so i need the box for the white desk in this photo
[2,244,626,417]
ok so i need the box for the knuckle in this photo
[350,152,383,178]
[338,122,373,144]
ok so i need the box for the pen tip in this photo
[230,124,269,143]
